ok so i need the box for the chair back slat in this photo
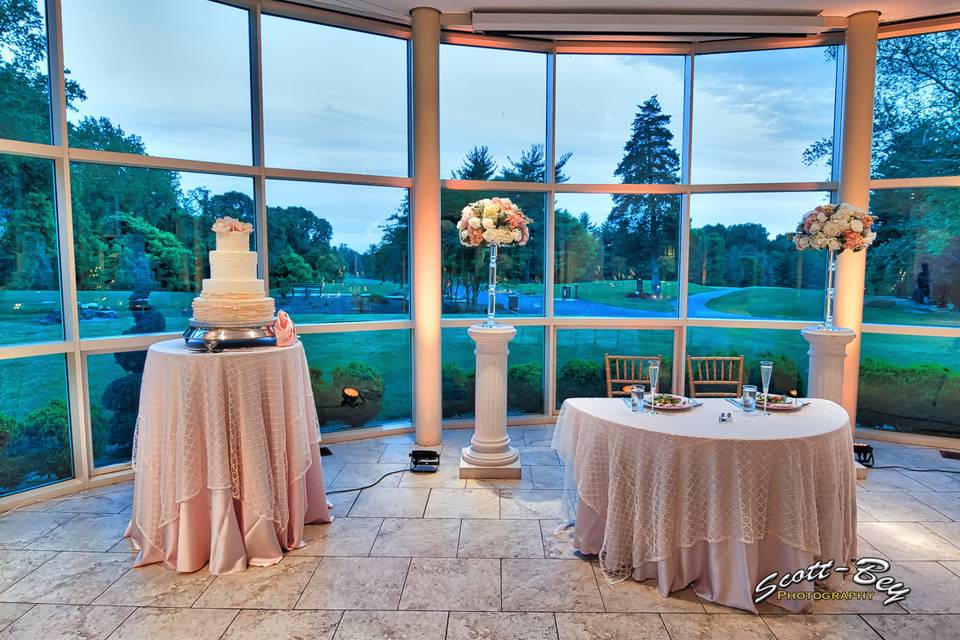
[604,354,663,397]
[686,355,744,398]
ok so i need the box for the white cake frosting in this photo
[191,217,275,325]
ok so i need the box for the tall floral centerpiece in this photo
[793,202,876,330]
[458,197,533,327]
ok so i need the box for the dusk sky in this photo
[59,0,837,249]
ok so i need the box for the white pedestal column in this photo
[802,327,856,406]
[460,324,521,479]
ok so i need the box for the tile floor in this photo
[0,428,959,639]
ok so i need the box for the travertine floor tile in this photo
[370,518,460,557]
[328,463,405,489]
[540,521,579,559]
[447,612,558,640]
[660,613,775,639]
[95,563,215,607]
[0,551,130,604]
[399,557,500,611]
[0,602,33,629]
[332,610,447,640]
[348,488,429,518]
[862,613,960,640]
[529,465,564,489]
[0,603,131,640]
[458,519,545,558]
[424,488,500,519]
[761,614,881,640]
[515,447,560,466]
[501,559,603,612]
[108,607,237,640]
[0,549,55,592]
[26,513,129,552]
[500,490,563,519]
[222,609,342,640]
[858,522,960,561]
[289,517,382,557]
[0,512,75,549]
[193,556,319,609]
[398,466,466,488]
[297,556,409,610]
[857,492,951,522]
[909,492,960,520]
[45,486,133,514]
[555,612,669,640]
[879,561,960,613]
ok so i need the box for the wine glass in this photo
[646,360,660,415]
[760,360,773,415]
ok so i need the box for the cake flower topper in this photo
[211,216,254,234]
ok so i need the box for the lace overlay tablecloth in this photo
[553,397,857,612]
[126,339,331,574]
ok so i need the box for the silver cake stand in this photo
[183,318,277,352]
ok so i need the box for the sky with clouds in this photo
[59,0,837,249]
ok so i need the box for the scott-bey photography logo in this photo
[754,557,910,605]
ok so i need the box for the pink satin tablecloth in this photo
[125,339,332,574]
[553,397,858,613]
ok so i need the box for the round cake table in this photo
[125,339,332,575]
[552,397,857,613]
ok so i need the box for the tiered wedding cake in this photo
[191,217,275,325]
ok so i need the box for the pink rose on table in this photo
[274,310,297,346]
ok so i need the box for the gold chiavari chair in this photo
[686,355,745,398]
[605,354,663,398]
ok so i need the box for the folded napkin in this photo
[274,310,298,347]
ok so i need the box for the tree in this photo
[555,210,600,283]
[271,251,314,298]
[453,146,497,180]
[607,96,681,290]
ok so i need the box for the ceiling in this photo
[295,0,960,28]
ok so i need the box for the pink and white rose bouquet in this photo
[793,202,876,253]
[212,216,253,234]
[457,197,533,248]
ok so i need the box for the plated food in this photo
[644,393,694,411]
[757,393,801,411]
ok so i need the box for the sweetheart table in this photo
[552,397,857,613]
[125,339,332,574]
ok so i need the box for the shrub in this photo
[442,363,474,419]
[557,359,606,404]
[857,358,960,436]
[507,362,543,414]
[311,362,385,428]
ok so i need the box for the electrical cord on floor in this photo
[869,465,960,475]
[325,464,413,495]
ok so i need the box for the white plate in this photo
[644,394,694,411]
[758,394,802,411]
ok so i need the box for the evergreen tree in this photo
[607,96,681,291]
[453,146,497,180]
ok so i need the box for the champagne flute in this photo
[646,360,660,415]
[760,360,773,415]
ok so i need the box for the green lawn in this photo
[702,287,822,320]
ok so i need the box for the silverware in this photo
[725,398,743,410]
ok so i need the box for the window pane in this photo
[555,329,674,409]
[441,45,546,181]
[858,334,960,437]
[442,326,544,418]
[88,349,146,468]
[0,0,50,143]
[873,30,960,179]
[0,355,72,497]
[70,163,255,339]
[554,193,679,318]
[266,181,408,323]
[0,154,62,345]
[301,330,411,433]
[692,47,837,184]
[62,0,252,163]
[688,192,829,321]
[865,188,960,327]
[441,189,544,317]
[556,54,684,184]
[685,327,809,397]
[262,16,407,176]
